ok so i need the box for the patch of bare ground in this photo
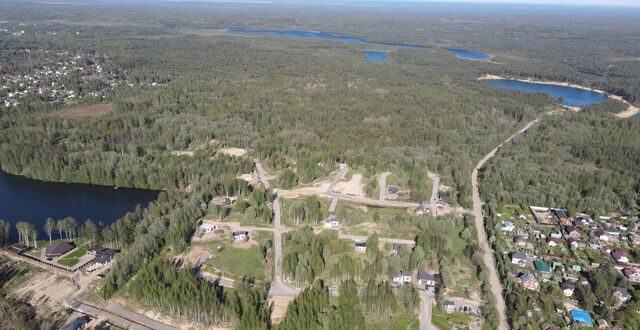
[217,147,247,157]
[333,173,366,197]
[269,296,295,324]
[11,271,76,314]
[49,103,112,119]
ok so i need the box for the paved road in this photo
[379,172,390,201]
[430,176,440,217]
[269,197,300,297]
[327,164,349,193]
[420,288,435,330]
[338,233,415,246]
[472,117,541,330]
[255,162,271,189]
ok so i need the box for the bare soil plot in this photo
[217,147,247,157]
[49,103,112,119]
[11,271,76,314]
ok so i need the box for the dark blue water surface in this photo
[0,170,158,241]
[448,48,491,60]
[486,79,607,108]
[364,51,388,61]
[228,29,428,49]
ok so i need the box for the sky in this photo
[169,0,640,7]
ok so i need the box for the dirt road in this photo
[327,164,349,193]
[420,288,435,330]
[471,117,541,330]
[430,175,440,217]
[269,198,300,297]
[379,172,390,201]
[255,162,271,189]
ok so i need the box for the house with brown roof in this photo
[45,241,74,258]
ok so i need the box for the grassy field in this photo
[365,311,420,330]
[432,308,472,330]
[208,245,265,281]
[57,246,88,267]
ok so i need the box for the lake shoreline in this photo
[479,74,639,118]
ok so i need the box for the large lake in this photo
[486,79,607,108]
[0,170,158,241]
[228,29,428,49]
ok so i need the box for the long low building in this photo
[45,241,75,258]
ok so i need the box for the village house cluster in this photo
[0,49,124,108]
[500,206,640,328]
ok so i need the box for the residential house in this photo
[501,221,516,232]
[511,251,527,266]
[517,273,539,291]
[547,238,560,247]
[596,319,609,329]
[91,248,118,268]
[561,282,575,297]
[613,287,632,303]
[514,236,527,247]
[199,222,218,234]
[571,264,582,272]
[443,300,455,314]
[518,213,527,221]
[554,209,570,224]
[623,268,640,283]
[354,242,367,253]
[595,230,609,242]
[393,271,412,285]
[611,250,629,263]
[564,226,580,239]
[45,241,75,258]
[324,217,339,229]
[418,271,436,287]
[567,237,579,249]
[628,233,640,246]
[550,232,563,239]
[604,229,621,239]
[578,277,589,286]
[233,231,249,241]
[534,260,551,277]
[415,204,427,215]
[388,186,399,194]
[392,243,402,255]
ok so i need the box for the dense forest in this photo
[480,109,640,214]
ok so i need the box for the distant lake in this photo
[448,48,491,60]
[0,170,159,241]
[364,51,388,61]
[228,29,428,49]
[486,79,607,108]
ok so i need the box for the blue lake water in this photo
[486,79,607,108]
[228,29,428,49]
[0,170,159,241]
[364,52,388,61]
[448,48,491,60]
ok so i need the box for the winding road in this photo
[471,117,541,330]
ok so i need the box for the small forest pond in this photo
[0,170,159,240]
[364,51,388,61]
[448,48,491,60]
[228,29,428,48]
[486,79,608,108]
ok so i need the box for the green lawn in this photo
[207,245,265,281]
[432,308,472,330]
[366,311,419,330]
[57,246,88,267]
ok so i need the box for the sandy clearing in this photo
[218,147,247,157]
[171,150,195,157]
[12,272,76,313]
[49,103,111,119]
[333,173,365,197]
[480,74,639,117]
[269,296,295,324]
[427,171,452,192]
